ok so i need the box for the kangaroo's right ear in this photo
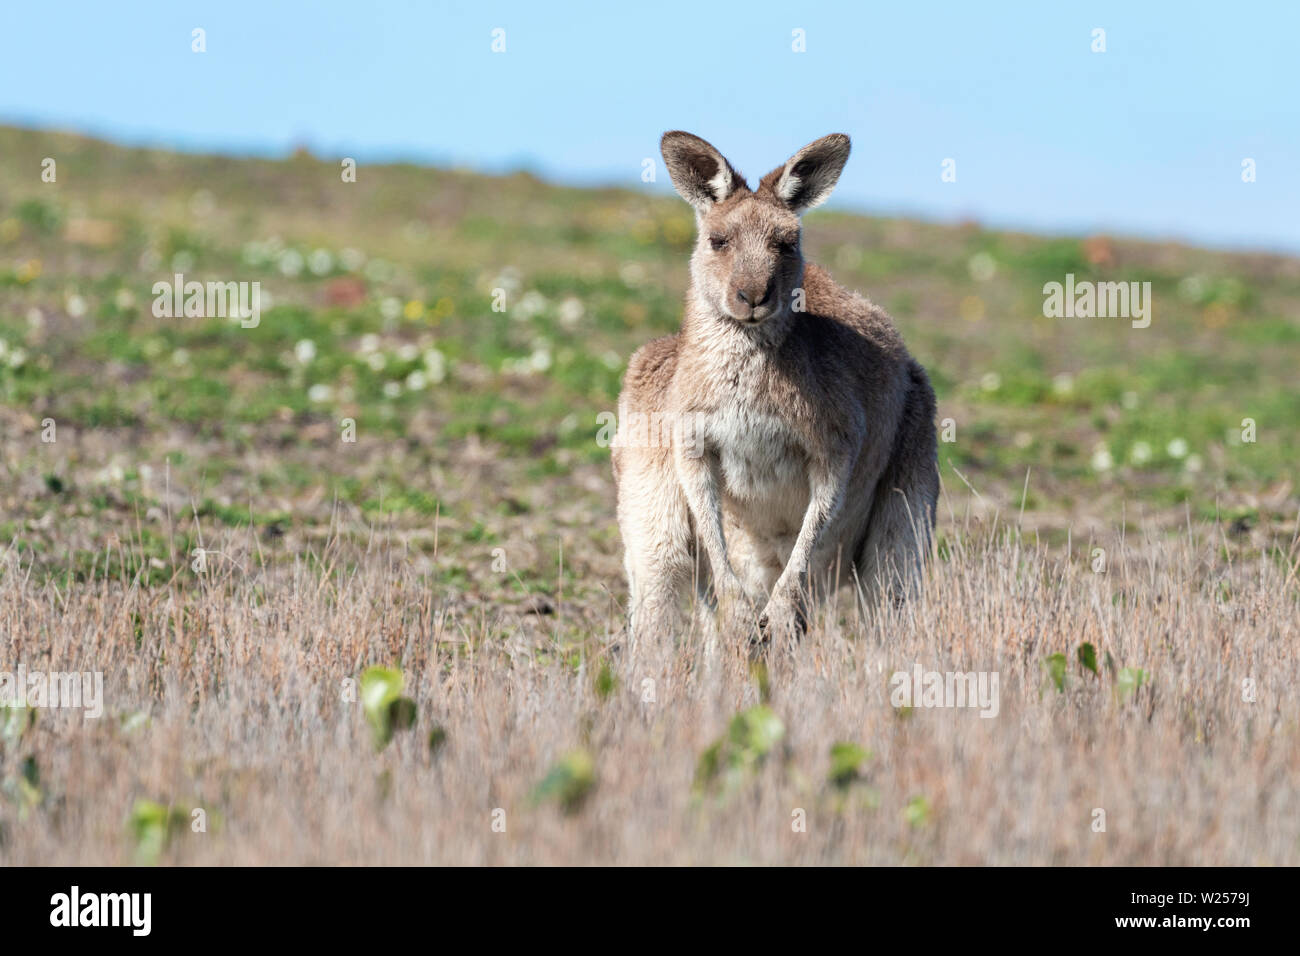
[660,131,745,213]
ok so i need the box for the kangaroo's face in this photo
[660,131,851,326]
[696,196,801,323]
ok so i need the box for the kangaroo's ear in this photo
[763,134,851,215]
[660,131,746,213]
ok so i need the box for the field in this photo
[1,125,1298,864]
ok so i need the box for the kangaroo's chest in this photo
[704,401,809,507]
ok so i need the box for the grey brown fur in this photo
[613,131,939,645]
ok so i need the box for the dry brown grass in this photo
[2,507,1297,866]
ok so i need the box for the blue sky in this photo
[3,1,1297,252]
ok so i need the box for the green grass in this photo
[0,124,1297,590]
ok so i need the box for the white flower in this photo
[492,266,522,294]
[97,464,125,485]
[1184,454,1203,473]
[1090,445,1114,472]
[968,252,996,282]
[307,384,333,403]
[529,348,552,372]
[1051,373,1074,395]
[1130,441,1152,465]
[308,249,334,276]
[980,372,1001,392]
[66,294,88,318]
[405,370,428,391]
[1167,438,1189,459]
[382,382,402,398]
[396,343,419,362]
[278,249,304,277]
[515,290,548,319]
[380,297,401,321]
[340,247,366,272]
[1178,275,1208,303]
[365,352,386,371]
[558,297,585,327]
[423,348,447,383]
[294,339,317,364]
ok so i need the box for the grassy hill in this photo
[1,126,1298,865]
[2,125,1298,591]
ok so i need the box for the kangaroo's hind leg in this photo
[617,448,694,655]
[855,364,939,607]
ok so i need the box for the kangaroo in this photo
[612,131,939,645]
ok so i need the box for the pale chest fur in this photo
[704,401,808,507]
[689,356,815,542]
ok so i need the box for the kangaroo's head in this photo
[660,131,850,325]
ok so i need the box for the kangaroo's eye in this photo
[709,235,729,251]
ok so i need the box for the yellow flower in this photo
[16,259,42,283]
[403,299,425,320]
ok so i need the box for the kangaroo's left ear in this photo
[761,134,851,215]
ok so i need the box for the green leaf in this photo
[828,742,872,788]
[428,725,448,754]
[2,706,35,746]
[593,660,617,701]
[1077,642,1098,676]
[359,665,417,750]
[127,799,189,865]
[904,795,932,827]
[727,706,785,761]
[1117,667,1148,699]
[532,749,595,813]
[693,706,786,797]
[751,661,772,704]
[119,710,151,734]
[2,755,44,818]
[360,666,403,718]
[390,696,417,731]
[1044,653,1067,692]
